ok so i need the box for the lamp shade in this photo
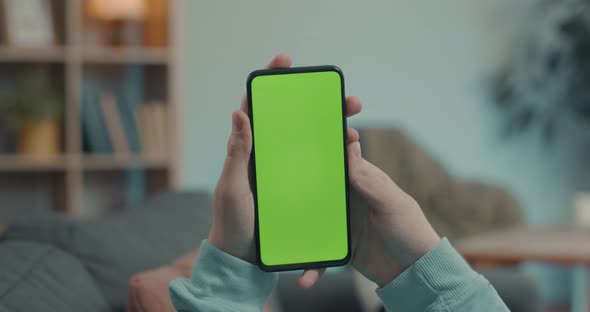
[87,0,145,21]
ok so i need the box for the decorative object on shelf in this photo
[492,0,590,143]
[0,69,63,157]
[86,0,146,46]
[0,0,55,46]
[144,0,168,47]
[574,193,590,228]
[17,118,59,156]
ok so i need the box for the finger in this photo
[347,127,360,144]
[241,54,293,113]
[266,53,292,69]
[241,94,248,113]
[345,96,363,117]
[297,268,326,289]
[347,141,406,211]
[220,111,252,179]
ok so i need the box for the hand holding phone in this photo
[208,54,363,287]
[208,54,440,289]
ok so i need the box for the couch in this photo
[0,191,213,312]
[0,128,540,312]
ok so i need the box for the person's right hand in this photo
[346,130,441,288]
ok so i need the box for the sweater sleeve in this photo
[169,240,278,312]
[377,238,509,312]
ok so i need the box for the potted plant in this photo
[0,70,63,157]
[493,0,590,142]
[492,1,590,226]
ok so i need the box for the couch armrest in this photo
[424,181,524,240]
[358,128,525,240]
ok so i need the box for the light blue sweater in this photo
[169,238,509,311]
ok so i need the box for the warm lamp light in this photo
[87,0,146,21]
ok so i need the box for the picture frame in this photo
[1,0,55,46]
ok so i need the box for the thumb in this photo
[347,142,408,212]
[221,111,252,178]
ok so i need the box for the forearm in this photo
[169,240,277,312]
[377,238,509,312]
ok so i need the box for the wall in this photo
[181,0,585,304]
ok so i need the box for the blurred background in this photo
[1,0,590,311]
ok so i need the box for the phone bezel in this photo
[246,65,351,272]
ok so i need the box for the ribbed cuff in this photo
[190,240,278,304]
[376,238,480,311]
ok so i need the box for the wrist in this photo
[378,233,441,288]
[207,228,256,264]
[403,229,441,266]
[373,264,403,288]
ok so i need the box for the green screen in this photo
[250,70,349,267]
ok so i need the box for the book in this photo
[135,102,168,156]
[135,104,155,155]
[99,92,129,155]
[134,106,147,154]
[152,102,168,155]
[115,90,142,153]
[145,104,158,154]
[82,80,112,154]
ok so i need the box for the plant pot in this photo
[17,119,60,157]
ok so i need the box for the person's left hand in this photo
[208,53,363,289]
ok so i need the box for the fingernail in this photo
[232,112,243,132]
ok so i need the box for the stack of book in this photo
[81,80,168,157]
[135,101,168,156]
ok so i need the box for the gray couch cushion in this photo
[479,268,540,312]
[5,191,213,309]
[0,240,109,312]
[277,268,363,312]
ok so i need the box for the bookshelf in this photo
[0,46,67,62]
[0,0,181,216]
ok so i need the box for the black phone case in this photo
[246,65,352,272]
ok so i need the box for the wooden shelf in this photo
[82,47,169,64]
[0,46,169,64]
[82,154,169,170]
[0,155,67,171]
[0,154,169,171]
[0,46,66,63]
[0,0,180,216]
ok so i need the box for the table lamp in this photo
[86,0,146,46]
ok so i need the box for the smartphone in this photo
[247,66,351,271]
